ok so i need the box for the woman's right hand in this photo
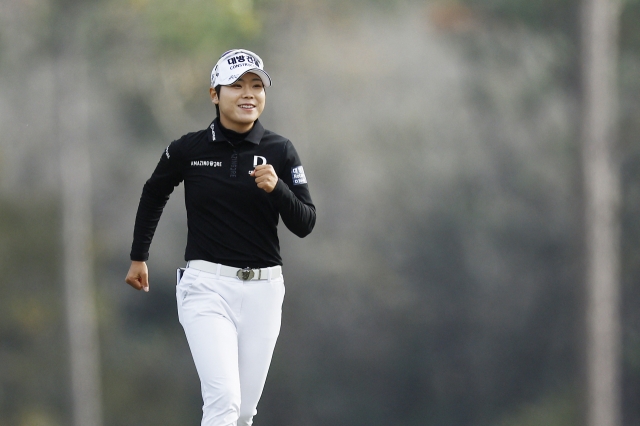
[125,261,149,292]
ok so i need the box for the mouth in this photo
[238,104,255,110]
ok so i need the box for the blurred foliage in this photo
[497,391,577,426]
[620,0,640,53]
[620,52,640,423]
[460,0,640,55]
[461,0,577,33]
[127,0,262,55]
[0,197,65,425]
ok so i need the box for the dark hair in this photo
[214,85,221,117]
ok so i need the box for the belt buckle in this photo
[237,267,255,281]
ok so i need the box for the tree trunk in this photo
[56,14,104,426]
[581,0,622,425]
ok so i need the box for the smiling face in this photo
[210,72,266,133]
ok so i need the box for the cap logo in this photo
[211,49,270,88]
[227,54,260,67]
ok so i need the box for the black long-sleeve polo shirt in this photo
[130,118,316,268]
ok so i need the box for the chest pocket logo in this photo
[191,160,222,167]
[253,156,267,167]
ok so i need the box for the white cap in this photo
[210,49,271,88]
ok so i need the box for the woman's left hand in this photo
[251,164,278,193]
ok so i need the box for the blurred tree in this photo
[51,2,103,425]
[580,0,623,425]
[456,0,628,425]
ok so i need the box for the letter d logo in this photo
[253,156,267,167]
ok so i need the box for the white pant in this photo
[177,266,285,426]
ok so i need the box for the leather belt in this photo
[186,260,282,281]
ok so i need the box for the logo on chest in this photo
[191,160,222,167]
[248,155,268,175]
[253,156,267,167]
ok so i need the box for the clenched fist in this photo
[125,261,149,292]
[250,164,278,193]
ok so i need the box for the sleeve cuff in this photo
[130,253,149,262]
[268,178,287,200]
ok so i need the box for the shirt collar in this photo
[208,117,265,145]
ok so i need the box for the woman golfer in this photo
[125,49,316,426]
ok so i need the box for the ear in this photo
[210,87,219,104]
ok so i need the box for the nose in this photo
[241,86,254,97]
